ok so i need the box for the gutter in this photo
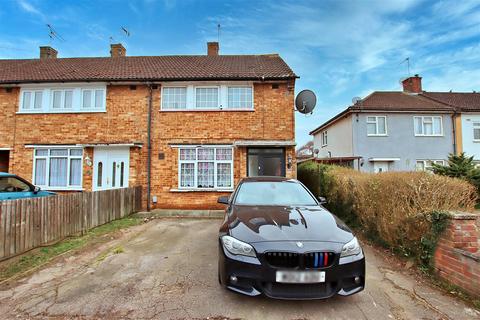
[452,111,457,155]
[147,84,153,211]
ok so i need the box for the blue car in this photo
[0,172,55,201]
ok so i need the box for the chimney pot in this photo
[110,43,126,57]
[39,46,57,59]
[402,74,422,93]
[207,42,219,56]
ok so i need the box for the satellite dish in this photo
[295,90,317,114]
[352,96,362,105]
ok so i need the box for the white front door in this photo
[93,147,130,191]
[373,161,389,173]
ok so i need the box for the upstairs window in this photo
[196,87,219,109]
[473,122,480,141]
[414,116,442,136]
[161,83,254,111]
[367,116,387,136]
[19,85,106,113]
[21,91,43,110]
[178,146,233,190]
[321,131,328,146]
[162,87,187,109]
[228,87,253,109]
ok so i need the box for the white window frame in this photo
[413,116,443,136]
[415,159,445,172]
[160,82,254,111]
[195,86,220,109]
[473,122,480,142]
[321,131,328,147]
[366,116,387,136]
[18,83,107,114]
[177,145,234,191]
[227,86,253,109]
[32,147,84,191]
[161,86,188,110]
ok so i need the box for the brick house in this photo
[0,43,297,209]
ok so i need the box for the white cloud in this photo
[17,0,45,20]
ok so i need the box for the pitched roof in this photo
[353,92,452,111]
[309,91,453,135]
[421,92,480,111]
[0,55,297,84]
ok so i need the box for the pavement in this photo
[0,218,479,320]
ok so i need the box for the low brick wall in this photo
[434,212,480,297]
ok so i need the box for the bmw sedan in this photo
[217,177,365,300]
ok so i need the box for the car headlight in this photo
[341,237,361,258]
[221,235,256,258]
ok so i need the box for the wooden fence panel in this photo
[0,186,142,260]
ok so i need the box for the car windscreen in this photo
[0,177,31,192]
[234,181,317,206]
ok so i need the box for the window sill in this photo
[39,187,84,191]
[160,108,254,112]
[367,134,388,137]
[170,188,234,193]
[17,110,106,114]
[414,135,444,137]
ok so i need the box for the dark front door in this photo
[247,148,285,177]
[0,151,9,172]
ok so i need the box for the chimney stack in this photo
[207,42,219,56]
[39,46,57,59]
[402,74,422,93]
[110,43,126,57]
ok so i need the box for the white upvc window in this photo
[21,90,43,110]
[195,87,219,109]
[415,159,445,172]
[473,122,480,141]
[321,131,328,147]
[227,86,253,109]
[162,87,187,109]
[414,116,443,136]
[161,82,254,111]
[19,84,106,113]
[33,148,83,190]
[367,116,387,136]
[178,146,234,190]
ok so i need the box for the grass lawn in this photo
[0,216,143,283]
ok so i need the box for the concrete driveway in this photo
[0,218,478,320]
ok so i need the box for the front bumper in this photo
[218,246,365,300]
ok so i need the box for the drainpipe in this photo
[452,112,457,155]
[147,84,153,211]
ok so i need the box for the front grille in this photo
[262,282,337,299]
[264,252,299,268]
[304,252,335,268]
[264,251,335,269]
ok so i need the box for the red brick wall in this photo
[0,81,296,209]
[434,213,480,297]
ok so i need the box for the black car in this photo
[217,177,365,300]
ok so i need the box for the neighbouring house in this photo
[0,42,297,209]
[309,75,470,173]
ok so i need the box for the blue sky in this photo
[1,0,480,147]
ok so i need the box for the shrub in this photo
[432,152,480,195]
[297,163,477,266]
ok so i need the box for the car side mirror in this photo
[318,196,327,204]
[217,196,229,205]
[33,186,41,194]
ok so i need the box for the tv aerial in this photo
[295,89,317,114]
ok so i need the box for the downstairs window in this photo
[178,146,233,189]
[33,148,83,189]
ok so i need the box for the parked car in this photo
[217,177,365,299]
[0,172,55,200]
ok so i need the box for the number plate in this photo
[276,271,326,283]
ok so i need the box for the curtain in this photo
[49,158,68,186]
[69,159,82,186]
[34,159,46,185]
